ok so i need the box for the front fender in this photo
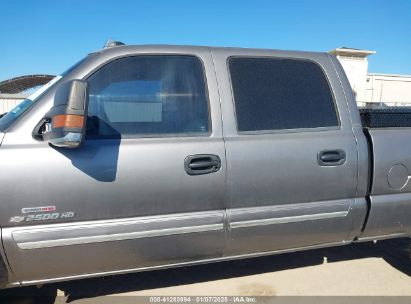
[0,132,4,146]
[0,133,6,287]
[1,226,9,288]
[0,134,14,289]
[0,253,7,288]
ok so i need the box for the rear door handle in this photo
[317,150,346,166]
[185,154,221,175]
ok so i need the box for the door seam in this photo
[209,48,230,257]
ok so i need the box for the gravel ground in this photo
[54,238,411,302]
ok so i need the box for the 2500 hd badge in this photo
[9,206,75,223]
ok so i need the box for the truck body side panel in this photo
[360,129,411,239]
[0,45,379,287]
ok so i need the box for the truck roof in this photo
[92,44,329,59]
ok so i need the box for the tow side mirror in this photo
[42,79,89,148]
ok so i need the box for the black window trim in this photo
[83,53,213,139]
[227,55,341,135]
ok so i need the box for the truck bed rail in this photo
[360,108,411,128]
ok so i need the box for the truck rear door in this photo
[213,49,367,255]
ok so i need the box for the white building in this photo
[0,75,54,114]
[330,47,411,107]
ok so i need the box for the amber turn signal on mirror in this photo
[52,114,85,129]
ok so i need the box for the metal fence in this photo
[357,101,411,108]
[360,107,411,128]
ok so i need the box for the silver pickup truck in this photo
[1,43,410,290]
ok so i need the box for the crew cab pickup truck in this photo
[1,44,410,289]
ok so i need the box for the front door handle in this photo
[185,154,221,175]
[317,150,346,166]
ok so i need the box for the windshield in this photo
[0,57,88,132]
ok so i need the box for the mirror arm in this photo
[32,117,51,141]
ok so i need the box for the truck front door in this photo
[1,50,227,283]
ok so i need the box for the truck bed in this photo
[360,107,411,128]
[359,109,411,240]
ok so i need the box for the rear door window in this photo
[228,57,338,132]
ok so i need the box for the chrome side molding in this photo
[10,200,351,250]
[16,224,223,250]
[11,211,225,250]
[230,211,348,229]
[229,200,350,229]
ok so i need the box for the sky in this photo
[1,0,411,81]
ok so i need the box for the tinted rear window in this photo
[229,57,338,132]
